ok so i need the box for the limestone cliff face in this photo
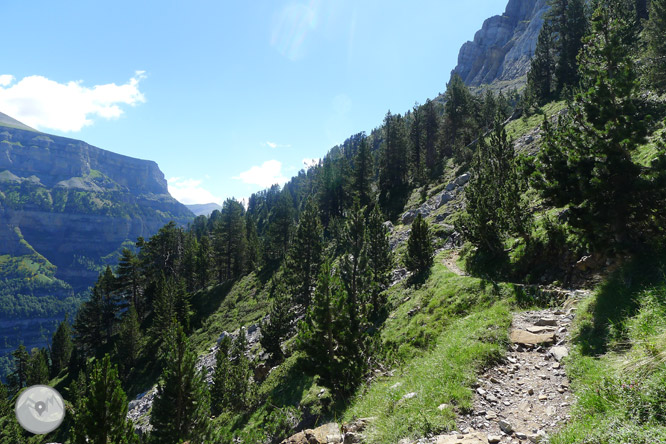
[0,122,194,293]
[452,0,549,87]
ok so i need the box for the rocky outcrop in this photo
[0,116,194,372]
[452,0,549,87]
[0,122,194,291]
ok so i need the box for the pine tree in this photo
[26,348,49,386]
[546,0,587,95]
[352,135,373,208]
[297,261,368,398]
[150,275,191,347]
[71,355,139,444]
[405,213,434,275]
[228,329,252,411]
[0,381,10,417]
[366,205,393,318]
[526,21,555,104]
[265,190,294,264]
[11,344,29,389]
[116,248,144,315]
[643,0,666,91]
[211,335,232,416]
[260,279,294,362]
[73,284,106,359]
[245,214,262,271]
[340,202,370,336]
[457,119,529,254]
[422,99,441,179]
[150,325,211,444]
[116,304,142,380]
[443,74,478,165]
[196,234,212,289]
[50,318,73,377]
[535,5,666,249]
[409,103,424,185]
[285,198,323,308]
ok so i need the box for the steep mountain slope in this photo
[452,0,549,88]
[0,114,194,374]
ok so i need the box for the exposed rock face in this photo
[452,0,549,86]
[0,116,194,367]
[0,123,194,291]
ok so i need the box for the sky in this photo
[1,0,506,206]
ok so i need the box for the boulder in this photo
[549,346,569,362]
[281,423,342,444]
[436,192,454,209]
[454,173,471,186]
[510,329,556,345]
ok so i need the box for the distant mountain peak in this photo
[0,111,38,132]
[452,0,549,88]
[186,202,222,216]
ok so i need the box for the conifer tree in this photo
[285,198,323,308]
[73,284,106,358]
[643,0,666,91]
[458,120,528,254]
[116,304,142,380]
[422,99,440,179]
[50,318,73,377]
[526,21,555,104]
[150,325,211,444]
[0,381,10,417]
[352,136,373,208]
[26,348,49,386]
[535,5,666,249]
[196,235,212,289]
[298,261,368,397]
[340,202,370,335]
[265,190,294,264]
[245,214,262,271]
[366,205,393,318]
[228,329,252,411]
[260,279,294,362]
[443,74,478,165]
[71,355,139,444]
[405,213,434,275]
[11,344,29,389]
[409,103,424,185]
[116,248,143,315]
[211,335,232,415]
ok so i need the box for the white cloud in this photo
[168,177,223,205]
[302,157,320,169]
[0,71,146,132]
[234,160,289,188]
[0,75,14,87]
[264,141,291,149]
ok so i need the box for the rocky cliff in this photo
[452,0,549,87]
[0,115,193,374]
[0,121,194,291]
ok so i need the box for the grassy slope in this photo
[203,255,519,442]
[552,254,666,444]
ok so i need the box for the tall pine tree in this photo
[150,325,211,444]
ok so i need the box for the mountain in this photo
[186,202,223,216]
[451,0,549,88]
[0,113,194,373]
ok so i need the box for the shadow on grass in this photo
[576,250,666,356]
[190,280,235,330]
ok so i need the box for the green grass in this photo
[335,258,516,443]
[505,101,566,141]
[552,254,666,444]
[342,302,511,443]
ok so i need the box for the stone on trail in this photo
[435,432,489,444]
[510,329,556,345]
[549,346,569,362]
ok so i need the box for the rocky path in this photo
[426,291,586,444]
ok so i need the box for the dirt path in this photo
[426,291,587,444]
[441,251,467,277]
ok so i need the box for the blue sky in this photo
[1,0,505,205]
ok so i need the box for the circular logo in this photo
[15,385,65,435]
